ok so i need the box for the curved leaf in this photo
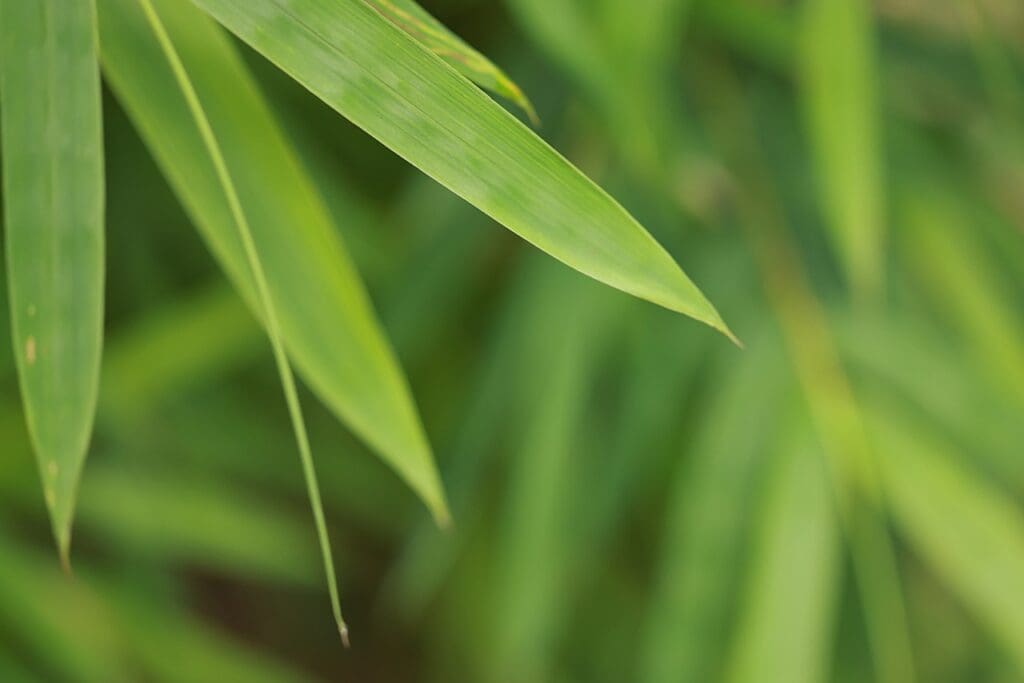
[189,0,735,341]
[96,0,448,522]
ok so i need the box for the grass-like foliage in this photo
[0,0,1022,680]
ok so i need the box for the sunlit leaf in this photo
[0,0,105,563]
[189,0,734,341]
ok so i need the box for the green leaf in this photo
[188,0,734,341]
[363,0,537,123]
[727,426,840,683]
[127,0,348,640]
[96,0,448,523]
[799,0,884,298]
[0,0,105,563]
[872,410,1024,673]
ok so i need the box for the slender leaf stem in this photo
[136,0,347,644]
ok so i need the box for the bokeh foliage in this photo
[1,0,1023,681]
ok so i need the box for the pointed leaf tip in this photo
[1,0,104,569]
[189,0,728,339]
[339,623,351,648]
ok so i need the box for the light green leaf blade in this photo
[0,0,105,562]
[364,0,538,123]
[727,426,840,683]
[873,410,1024,673]
[799,0,885,298]
[127,0,348,638]
[96,0,448,522]
[189,0,734,341]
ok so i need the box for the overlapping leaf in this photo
[96,0,448,523]
[188,0,734,341]
[364,0,537,122]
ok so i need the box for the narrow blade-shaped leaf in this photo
[189,0,734,340]
[129,0,348,638]
[96,0,448,522]
[799,0,884,297]
[364,0,537,123]
[0,0,105,562]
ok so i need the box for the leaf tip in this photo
[57,532,73,576]
[432,502,453,531]
[720,323,744,349]
[339,622,351,648]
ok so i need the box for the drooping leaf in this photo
[96,0,449,522]
[128,0,348,640]
[188,0,735,341]
[0,0,105,562]
[799,0,885,297]
[364,0,537,123]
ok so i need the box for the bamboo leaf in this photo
[188,0,734,341]
[364,0,538,123]
[0,0,105,563]
[96,0,449,522]
[799,0,885,297]
[130,0,346,641]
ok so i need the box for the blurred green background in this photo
[2,0,1024,681]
